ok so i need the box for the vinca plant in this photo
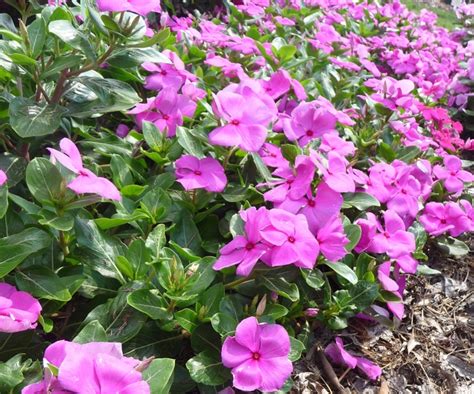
[0,0,472,392]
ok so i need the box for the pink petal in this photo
[258,357,293,392]
[235,317,261,353]
[221,337,253,368]
[59,138,83,170]
[259,324,291,358]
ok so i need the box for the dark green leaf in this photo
[142,358,175,394]
[16,267,71,301]
[186,351,230,386]
[74,320,108,343]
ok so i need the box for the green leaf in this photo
[142,358,175,394]
[260,276,300,302]
[38,315,53,333]
[301,268,325,289]
[186,351,230,386]
[210,313,237,336]
[41,55,83,80]
[74,320,108,343]
[28,18,47,58]
[140,187,171,222]
[74,218,126,282]
[26,158,64,204]
[0,228,51,278]
[348,280,379,311]
[0,186,7,219]
[16,267,71,302]
[8,53,36,66]
[9,97,67,138]
[65,77,140,118]
[108,48,171,68]
[145,224,166,261]
[325,261,358,284]
[342,192,380,210]
[437,237,469,256]
[199,283,225,317]
[344,224,361,251]
[0,361,23,391]
[49,20,96,60]
[191,324,221,353]
[416,265,441,276]
[170,209,202,253]
[175,309,199,332]
[127,289,172,320]
[176,127,205,158]
[288,337,305,361]
[142,121,165,151]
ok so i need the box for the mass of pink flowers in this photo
[2,0,473,392]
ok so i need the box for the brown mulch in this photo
[293,238,473,393]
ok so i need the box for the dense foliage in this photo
[0,0,472,392]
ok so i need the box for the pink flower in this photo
[260,209,319,269]
[214,207,271,276]
[175,155,227,193]
[312,151,356,193]
[283,102,337,146]
[48,138,121,201]
[96,0,161,15]
[0,283,41,333]
[23,340,149,394]
[419,201,472,237]
[316,216,349,262]
[0,170,6,186]
[209,82,277,152]
[378,262,406,319]
[142,50,194,91]
[262,70,307,100]
[258,143,289,169]
[319,134,356,157]
[263,156,315,206]
[205,55,246,80]
[221,317,292,392]
[433,155,473,194]
[129,89,196,137]
[325,337,382,381]
[116,124,130,138]
[369,210,416,259]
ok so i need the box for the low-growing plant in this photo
[0,0,472,392]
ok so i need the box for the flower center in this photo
[162,114,170,120]
[161,70,168,76]
[383,231,390,238]
[288,236,296,243]
[194,170,202,176]
[441,219,446,224]
[287,179,294,185]
[245,242,255,251]
[231,119,240,126]
[306,129,314,137]
[252,352,261,360]
[307,199,315,207]
[450,171,457,176]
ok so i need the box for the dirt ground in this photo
[294,236,473,393]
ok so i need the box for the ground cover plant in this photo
[0,0,472,392]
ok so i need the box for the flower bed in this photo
[0,0,472,392]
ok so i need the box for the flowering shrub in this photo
[0,0,472,392]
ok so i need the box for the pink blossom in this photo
[325,337,382,381]
[263,155,315,206]
[369,210,416,259]
[433,155,473,194]
[419,201,472,237]
[142,51,194,91]
[221,317,292,392]
[0,283,41,333]
[258,143,289,169]
[378,261,406,320]
[23,341,149,394]
[316,216,349,262]
[319,134,356,157]
[116,124,130,138]
[262,70,306,100]
[260,209,319,269]
[129,89,195,137]
[209,82,277,152]
[175,155,227,193]
[0,170,6,186]
[283,102,337,146]
[312,151,356,193]
[48,138,121,201]
[205,55,246,80]
[214,207,270,276]
[96,0,161,15]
